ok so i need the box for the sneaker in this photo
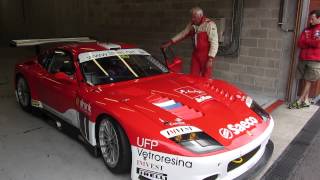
[288,100,301,109]
[299,101,310,108]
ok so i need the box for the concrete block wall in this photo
[88,0,292,98]
[88,0,233,65]
[214,0,291,98]
[0,0,294,99]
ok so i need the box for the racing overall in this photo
[171,17,219,78]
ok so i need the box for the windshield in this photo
[79,49,169,85]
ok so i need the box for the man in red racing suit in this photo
[162,7,219,78]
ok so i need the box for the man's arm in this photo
[161,23,193,49]
[298,30,309,49]
[171,22,193,44]
[207,21,219,58]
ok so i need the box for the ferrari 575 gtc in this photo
[13,37,274,180]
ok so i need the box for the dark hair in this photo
[310,10,320,18]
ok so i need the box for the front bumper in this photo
[131,118,274,180]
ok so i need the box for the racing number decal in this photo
[76,97,90,141]
[79,112,90,141]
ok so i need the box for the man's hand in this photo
[161,40,173,49]
[206,57,214,68]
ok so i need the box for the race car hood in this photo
[98,73,268,147]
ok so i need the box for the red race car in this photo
[13,38,274,180]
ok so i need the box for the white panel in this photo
[88,121,97,146]
[43,104,80,128]
[131,118,274,180]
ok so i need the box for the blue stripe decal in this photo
[162,102,183,110]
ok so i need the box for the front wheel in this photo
[16,77,32,111]
[98,117,131,174]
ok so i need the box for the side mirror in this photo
[54,72,74,84]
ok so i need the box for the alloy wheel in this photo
[99,119,120,168]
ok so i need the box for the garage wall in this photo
[219,0,291,98]
[0,0,93,42]
[90,0,295,98]
[0,0,296,99]
[310,0,320,11]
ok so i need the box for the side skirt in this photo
[42,109,100,157]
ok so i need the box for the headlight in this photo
[246,96,270,122]
[170,132,224,154]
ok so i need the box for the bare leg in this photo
[299,80,312,102]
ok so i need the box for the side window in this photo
[47,50,75,75]
[40,54,53,70]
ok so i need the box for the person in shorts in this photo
[289,10,320,108]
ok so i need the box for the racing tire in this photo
[16,77,32,112]
[98,116,131,174]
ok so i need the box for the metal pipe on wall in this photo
[217,0,243,57]
[278,0,294,32]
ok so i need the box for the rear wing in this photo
[11,37,96,47]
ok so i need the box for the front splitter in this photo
[236,140,274,180]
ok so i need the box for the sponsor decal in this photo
[175,86,213,103]
[164,121,186,126]
[175,86,205,99]
[137,160,163,171]
[137,137,159,150]
[137,148,192,168]
[160,126,201,138]
[137,168,167,180]
[77,98,91,114]
[160,118,186,126]
[219,116,258,139]
[219,128,233,139]
[195,95,213,103]
[78,48,150,63]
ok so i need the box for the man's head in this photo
[309,10,320,26]
[190,7,204,25]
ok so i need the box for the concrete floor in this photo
[0,96,318,180]
[262,105,320,179]
[253,104,319,180]
[288,117,320,180]
[0,98,130,180]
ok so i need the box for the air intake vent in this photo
[151,97,203,120]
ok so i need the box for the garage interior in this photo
[0,0,300,100]
[1,0,320,180]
